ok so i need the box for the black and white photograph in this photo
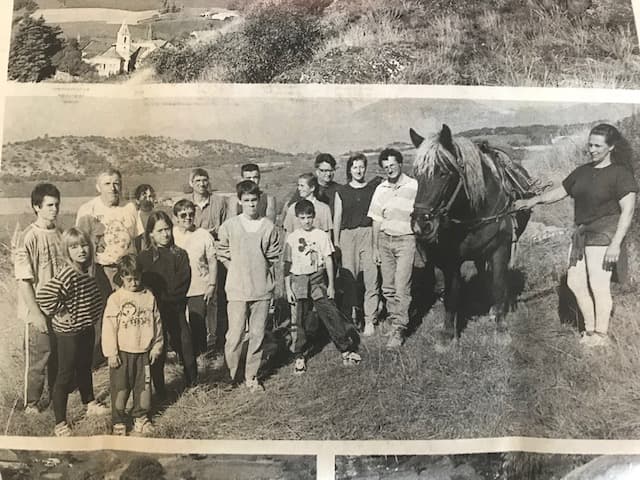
[6,0,640,87]
[1,93,640,442]
[336,454,640,480]
[0,449,315,479]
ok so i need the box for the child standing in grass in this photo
[102,254,163,436]
[138,211,195,397]
[36,227,108,437]
[217,180,281,393]
[284,200,361,375]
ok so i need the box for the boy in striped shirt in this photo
[36,227,108,436]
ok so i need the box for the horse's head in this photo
[410,124,466,243]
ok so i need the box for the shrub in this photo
[9,15,64,82]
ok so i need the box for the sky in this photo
[2,95,635,155]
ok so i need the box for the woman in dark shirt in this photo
[333,153,382,336]
[515,124,637,346]
[138,210,195,394]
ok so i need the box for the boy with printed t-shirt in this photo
[284,199,361,375]
[102,254,163,436]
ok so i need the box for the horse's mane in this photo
[413,134,502,210]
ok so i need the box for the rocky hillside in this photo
[1,135,294,182]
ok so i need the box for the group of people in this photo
[13,123,638,438]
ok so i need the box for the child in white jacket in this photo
[102,254,163,436]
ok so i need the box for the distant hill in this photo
[0,135,294,182]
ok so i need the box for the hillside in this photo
[0,135,294,182]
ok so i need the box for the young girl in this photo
[36,227,108,436]
[137,211,195,397]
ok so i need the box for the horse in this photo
[409,124,534,343]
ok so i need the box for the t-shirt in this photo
[283,197,333,233]
[562,162,639,225]
[284,227,335,275]
[337,180,379,230]
[76,197,141,266]
[13,223,64,321]
[102,288,163,356]
[173,226,217,297]
[36,265,103,334]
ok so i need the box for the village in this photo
[11,2,240,82]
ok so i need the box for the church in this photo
[86,22,139,77]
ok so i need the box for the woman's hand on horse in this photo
[603,243,621,271]
[514,198,535,211]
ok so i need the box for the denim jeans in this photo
[378,232,416,330]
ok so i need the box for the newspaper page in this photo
[2,1,640,479]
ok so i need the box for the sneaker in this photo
[341,351,362,366]
[592,333,610,347]
[112,423,127,436]
[363,322,375,337]
[24,404,40,415]
[386,329,404,349]
[132,417,155,436]
[54,421,71,437]
[580,331,597,347]
[293,357,306,375]
[245,377,265,393]
[85,400,109,417]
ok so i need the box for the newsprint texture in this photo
[2,1,640,480]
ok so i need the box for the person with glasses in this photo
[172,199,218,370]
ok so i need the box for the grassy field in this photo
[2,131,640,440]
[186,0,640,87]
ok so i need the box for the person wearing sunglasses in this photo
[172,199,218,371]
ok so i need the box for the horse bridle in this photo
[411,176,464,223]
[412,173,517,230]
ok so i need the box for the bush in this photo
[153,2,324,83]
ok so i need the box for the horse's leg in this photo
[440,264,462,343]
[490,241,511,333]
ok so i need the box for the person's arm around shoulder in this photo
[604,192,636,270]
[101,293,121,368]
[513,186,569,210]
